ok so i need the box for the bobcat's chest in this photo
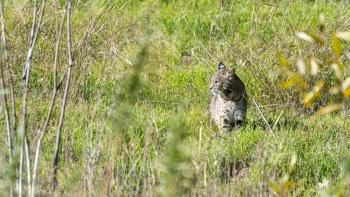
[210,95,237,122]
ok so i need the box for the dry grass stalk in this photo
[31,6,66,197]
[19,0,47,196]
[0,0,14,170]
[52,0,74,191]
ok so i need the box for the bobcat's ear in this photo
[218,61,225,70]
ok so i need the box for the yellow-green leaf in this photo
[315,104,343,116]
[332,35,342,60]
[283,181,296,191]
[314,80,324,93]
[344,88,350,97]
[282,78,298,89]
[303,91,316,107]
[282,75,306,90]
[307,32,324,45]
[342,77,350,97]
[277,53,290,69]
[303,80,324,107]
[296,32,324,45]
[296,32,315,42]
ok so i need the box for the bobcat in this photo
[209,62,247,132]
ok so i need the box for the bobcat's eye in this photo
[223,89,232,95]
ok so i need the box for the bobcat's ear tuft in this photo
[218,61,225,70]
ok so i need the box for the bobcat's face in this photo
[210,62,244,101]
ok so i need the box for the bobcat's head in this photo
[210,62,245,101]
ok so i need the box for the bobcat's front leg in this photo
[219,117,233,132]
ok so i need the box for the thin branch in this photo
[0,46,12,158]
[251,97,276,141]
[0,0,13,164]
[272,110,284,131]
[19,0,47,196]
[21,0,37,80]
[18,143,24,197]
[31,8,66,197]
[23,0,46,83]
[0,46,14,197]
[52,0,73,191]
[24,138,31,196]
[75,2,116,50]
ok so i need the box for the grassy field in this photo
[1,0,350,196]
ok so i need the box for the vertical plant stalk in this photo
[2,2,18,134]
[0,26,12,160]
[31,8,66,197]
[24,138,31,196]
[251,97,277,141]
[0,67,13,193]
[18,144,24,197]
[19,0,47,196]
[52,0,73,191]
[0,0,12,164]
[0,7,18,195]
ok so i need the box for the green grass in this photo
[1,0,350,196]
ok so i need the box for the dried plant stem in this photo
[1,0,17,137]
[19,0,47,196]
[18,143,24,197]
[272,110,284,130]
[52,0,73,190]
[251,97,276,140]
[31,8,66,197]
[0,43,14,197]
[24,138,31,196]
[0,47,12,159]
[0,0,12,164]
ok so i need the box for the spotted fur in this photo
[209,62,247,132]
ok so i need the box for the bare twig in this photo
[251,97,276,140]
[22,0,47,83]
[0,75,14,193]
[31,7,66,197]
[19,0,47,196]
[21,0,37,80]
[52,0,73,190]
[75,2,116,50]
[18,143,24,197]
[24,138,31,196]
[272,110,284,131]
[0,40,12,158]
[0,0,13,165]
[0,0,18,137]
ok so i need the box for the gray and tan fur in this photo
[209,62,247,132]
